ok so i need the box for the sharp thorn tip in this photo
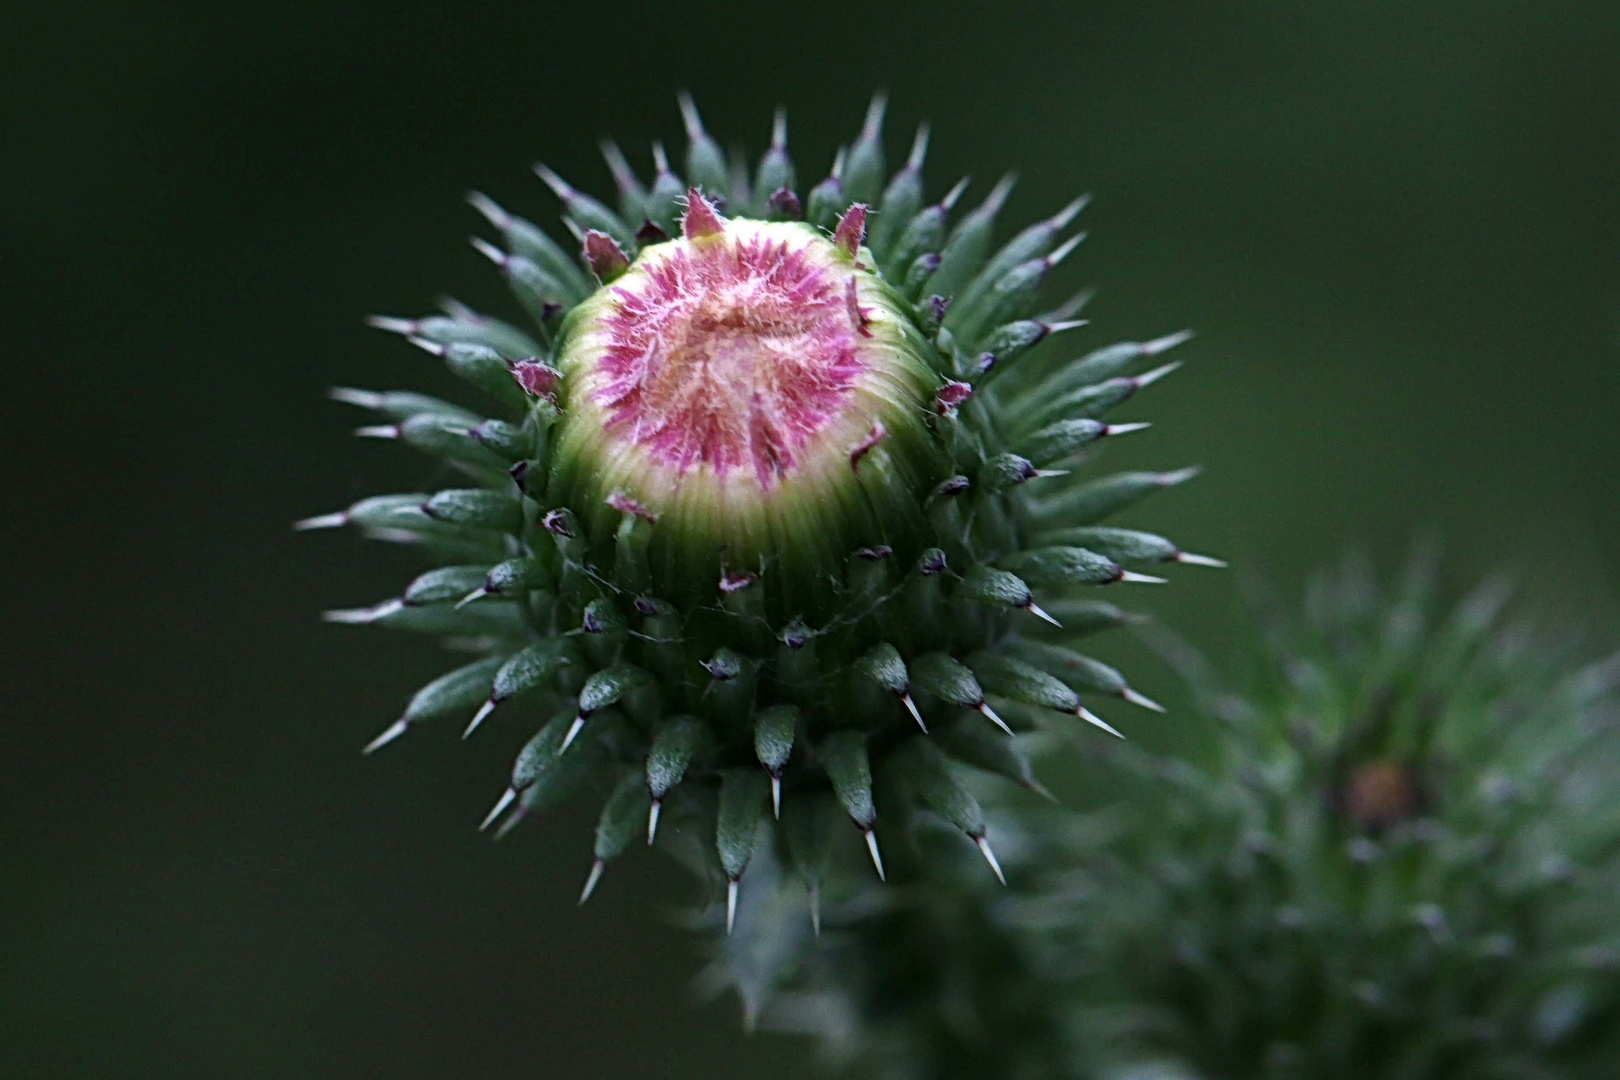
[469,236,507,265]
[491,807,527,842]
[677,90,703,135]
[1048,231,1085,265]
[454,587,489,609]
[327,386,380,408]
[322,599,404,624]
[464,190,503,222]
[1079,707,1126,739]
[864,829,887,881]
[462,698,498,738]
[1121,687,1166,713]
[1135,359,1184,388]
[975,835,1007,884]
[558,715,586,754]
[978,701,1014,736]
[364,314,416,335]
[579,860,605,905]
[362,718,409,754]
[479,787,517,831]
[1144,328,1195,354]
[907,122,930,169]
[984,173,1017,210]
[901,692,928,731]
[860,92,888,139]
[534,163,569,197]
[1025,601,1063,628]
[1051,193,1091,227]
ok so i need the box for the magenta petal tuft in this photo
[681,187,726,239]
[582,229,630,281]
[832,203,868,258]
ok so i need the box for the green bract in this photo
[304,94,1211,974]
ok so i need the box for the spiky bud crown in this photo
[304,93,1212,940]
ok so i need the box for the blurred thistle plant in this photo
[302,91,1210,949]
[750,554,1620,1079]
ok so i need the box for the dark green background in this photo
[6,2,1618,1076]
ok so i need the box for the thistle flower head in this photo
[552,203,942,601]
[305,95,1210,1000]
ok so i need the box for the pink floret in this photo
[593,232,866,488]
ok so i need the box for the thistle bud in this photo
[312,93,1209,1010]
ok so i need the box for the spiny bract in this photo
[756,556,1620,1078]
[304,93,1211,939]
